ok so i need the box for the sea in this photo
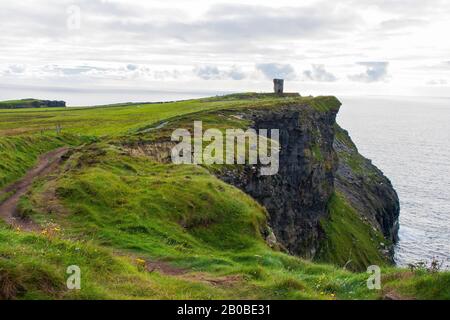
[337,96,450,269]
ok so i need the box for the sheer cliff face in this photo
[215,102,399,263]
[216,105,338,258]
[333,125,400,245]
[126,96,400,265]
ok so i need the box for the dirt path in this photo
[0,147,69,231]
[145,260,241,286]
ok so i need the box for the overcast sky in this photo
[1,0,450,105]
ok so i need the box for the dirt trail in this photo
[0,147,69,231]
[145,260,241,286]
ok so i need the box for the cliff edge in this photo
[124,93,400,270]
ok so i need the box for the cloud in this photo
[228,66,246,80]
[46,64,121,78]
[256,63,296,80]
[193,65,247,80]
[427,79,448,85]
[350,0,448,15]
[379,18,427,30]
[151,70,182,80]
[0,62,185,82]
[1,0,450,98]
[303,64,337,82]
[100,3,360,45]
[348,62,389,83]
[197,4,359,40]
[420,61,450,71]
[194,66,221,80]
[126,64,138,71]
[2,64,26,75]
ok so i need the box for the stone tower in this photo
[273,79,284,94]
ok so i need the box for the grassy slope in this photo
[317,193,387,271]
[0,222,229,300]
[1,93,448,299]
[0,134,90,189]
[8,143,448,300]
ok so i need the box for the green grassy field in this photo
[0,95,340,136]
[0,94,448,300]
[0,100,221,136]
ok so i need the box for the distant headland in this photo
[0,99,66,109]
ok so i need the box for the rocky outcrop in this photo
[126,141,175,163]
[214,102,399,263]
[216,104,339,258]
[333,125,400,247]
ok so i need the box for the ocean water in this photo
[337,96,450,268]
[0,86,228,107]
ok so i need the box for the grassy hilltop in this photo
[0,94,448,300]
[0,99,65,110]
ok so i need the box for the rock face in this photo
[333,126,400,245]
[216,104,338,257]
[215,102,399,262]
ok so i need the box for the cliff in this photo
[215,103,338,258]
[333,126,399,252]
[123,94,400,270]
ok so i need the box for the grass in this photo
[311,144,324,162]
[0,99,230,136]
[0,221,353,300]
[24,144,269,265]
[0,134,91,189]
[0,95,340,137]
[334,124,381,179]
[12,143,448,300]
[1,93,448,300]
[316,193,387,271]
[0,221,230,300]
[3,215,447,300]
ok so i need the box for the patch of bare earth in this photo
[145,260,187,276]
[383,290,415,300]
[0,147,69,231]
[145,260,242,286]
[34,181,70,217]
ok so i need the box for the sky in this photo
[1,0,450,105]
